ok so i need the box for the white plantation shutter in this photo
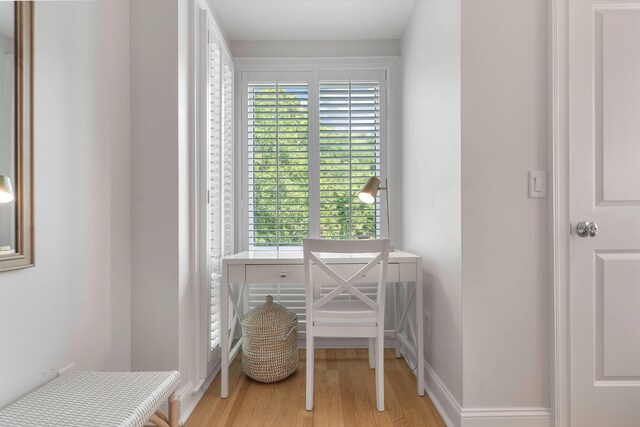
[197,7,234,380]
[319,80,381,239]
[222,59,234,256]
[209,52,235,353]
[211,56,233,351]
[208,34,222,351]
[247,81,309,249]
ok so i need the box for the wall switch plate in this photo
[528,171,547,198]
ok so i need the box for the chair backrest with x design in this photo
[303,238,390,328]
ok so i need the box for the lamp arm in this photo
[379,178,391,243]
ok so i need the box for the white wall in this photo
[230,39,400,57]
[0,1,131,409]
[130,0,204,421]
[402,0,550,423]
[401,0,463,412]
[130,0,180,372]
[177,0,196,406]
[461,0,549,411]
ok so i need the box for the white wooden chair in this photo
[303,238,390,412]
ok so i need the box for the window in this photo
[319,80,380,239]
[247,82,309,248]
[243,70,386,249]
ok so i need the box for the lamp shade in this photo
[358,176,380,204]
[0,175,14,203]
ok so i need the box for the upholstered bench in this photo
[0,371,180,427]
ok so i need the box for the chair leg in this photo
[306,334,314,411]
[375,335,385,411]
[368,338,375,369]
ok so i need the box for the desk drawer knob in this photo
[280,272,288,278]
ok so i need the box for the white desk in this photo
[220,250,424,398]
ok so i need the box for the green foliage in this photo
[249,86,378,247]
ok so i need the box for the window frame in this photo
[236,58,400,251]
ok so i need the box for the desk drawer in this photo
[246,264,304,283]
[245,263,400,284]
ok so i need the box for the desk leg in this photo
[221,260,229,399]
[416,259,425,396]
[394,282,401,358]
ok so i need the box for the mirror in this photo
[0,2,33,271]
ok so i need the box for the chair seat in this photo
[313,300,377,326]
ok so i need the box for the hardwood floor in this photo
[186,348,446,427]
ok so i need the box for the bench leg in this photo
[169,397,180,427]
[149,414,170,427]
[155,410,169,424]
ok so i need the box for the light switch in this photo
[528,171,546,198]
[534,176,543,192]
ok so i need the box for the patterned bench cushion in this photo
[0,371,180,427]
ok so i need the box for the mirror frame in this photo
[0,1,33,272]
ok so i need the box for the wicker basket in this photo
[240,295,299,383]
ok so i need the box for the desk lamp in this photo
[358,176,393,251]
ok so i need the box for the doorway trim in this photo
[549,0,570,426]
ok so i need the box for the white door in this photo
[570,1,640,425]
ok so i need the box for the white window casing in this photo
[241,68,387,250]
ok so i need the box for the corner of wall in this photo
[400,0,463,410]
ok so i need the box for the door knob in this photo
[576,221,598,237]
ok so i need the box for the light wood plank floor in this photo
[186,348,446,427]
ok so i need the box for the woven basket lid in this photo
[241,295,297,327]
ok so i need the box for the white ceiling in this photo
[211,0,416,41]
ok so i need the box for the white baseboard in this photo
[178,362,220,426]
[423,361,462,427]
[423,360,553,427]
[460,407,553,427]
